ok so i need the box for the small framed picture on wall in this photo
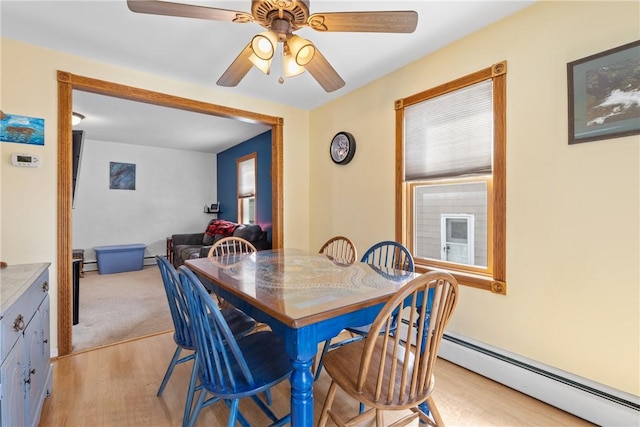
[109,162,136,190]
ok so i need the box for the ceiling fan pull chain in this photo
[278,43,285,84]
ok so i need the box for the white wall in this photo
[72,138,216,266]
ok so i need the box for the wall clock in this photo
[330,131,356,165]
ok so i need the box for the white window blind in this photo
[404,79,493,181]
[238,158,255,197]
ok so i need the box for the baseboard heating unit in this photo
[438,332,640,426]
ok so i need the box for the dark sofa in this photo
[171,219,270,267]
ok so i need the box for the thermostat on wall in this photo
[11,153,40,167]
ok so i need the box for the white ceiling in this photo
[1,0,535,152]
[71,90,271,153]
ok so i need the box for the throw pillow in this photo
[233,224,262,242]
[203,219,238,245]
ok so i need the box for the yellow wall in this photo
[0,38,311,351]
[309,1,639,395]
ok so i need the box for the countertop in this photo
[0,262,50,316]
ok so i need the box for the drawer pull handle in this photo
[24,368,36,384]
[42,281,49,292]
[13,314,25,331]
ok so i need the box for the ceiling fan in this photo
[127,0,418,92]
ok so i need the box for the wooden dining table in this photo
[185,248,420,427]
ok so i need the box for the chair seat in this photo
[221,307,257,338]
[171,305,255,349]
[346,325,371,335]
[346,321,395,336]
[200,331,292,398]
[323,336,433,410]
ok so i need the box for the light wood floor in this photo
[40,332,594,426]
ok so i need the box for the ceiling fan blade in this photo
[305,48,345,93]
[217,44,254,87]
[127,0,251,23]
[308,11,418,33]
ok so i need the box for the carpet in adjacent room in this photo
[72,264,174,352]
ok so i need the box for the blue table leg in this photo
[290,357,314,426]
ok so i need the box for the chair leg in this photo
[186,388,207,427]
[376,409,384,427]
[182,357,199,427]
[318,380,338,427]
[227,399,241,427]
[157,346,182,396]
[314,339,332,381]
[425,396,444,426]
[220,399,251,427]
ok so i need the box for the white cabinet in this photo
[0,263,52,427]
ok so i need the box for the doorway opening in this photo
[57,70,284,356]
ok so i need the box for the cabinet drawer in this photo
[0,270,49,361]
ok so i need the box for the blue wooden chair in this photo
[314,241,415,381]
[177,266,292,427]
[155,256,256,427]
[359,240,414,272]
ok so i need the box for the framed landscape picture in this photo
[567,40,640,144]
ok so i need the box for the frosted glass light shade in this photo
[249,54,272,74]
[288,35,315,66]
[251,31,277,60]
[283,53,305,77]
[72,112,84,126]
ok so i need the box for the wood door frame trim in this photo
[57,70,284,356]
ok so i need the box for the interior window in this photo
[395,62,507,294]
[237,153,257,225]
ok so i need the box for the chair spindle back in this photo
[361,240,414,272]
[177,266,256,394]
[157,256,193,348]
[357,271,458,406]
[208,236,256,257]
[319,236,357,264]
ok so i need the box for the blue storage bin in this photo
[94,244,146,274]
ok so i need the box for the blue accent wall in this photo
[217,130,272,239]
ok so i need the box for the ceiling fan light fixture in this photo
[127,0,418,93]
[287,34,315,66]
[249,53,272,74]
[72,112,85,126]
[251,30,277,60]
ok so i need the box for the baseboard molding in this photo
[438,332,640,426]
[83,255,159,272]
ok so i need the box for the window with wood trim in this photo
[395,62,507,294]
[237,153,257,225]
